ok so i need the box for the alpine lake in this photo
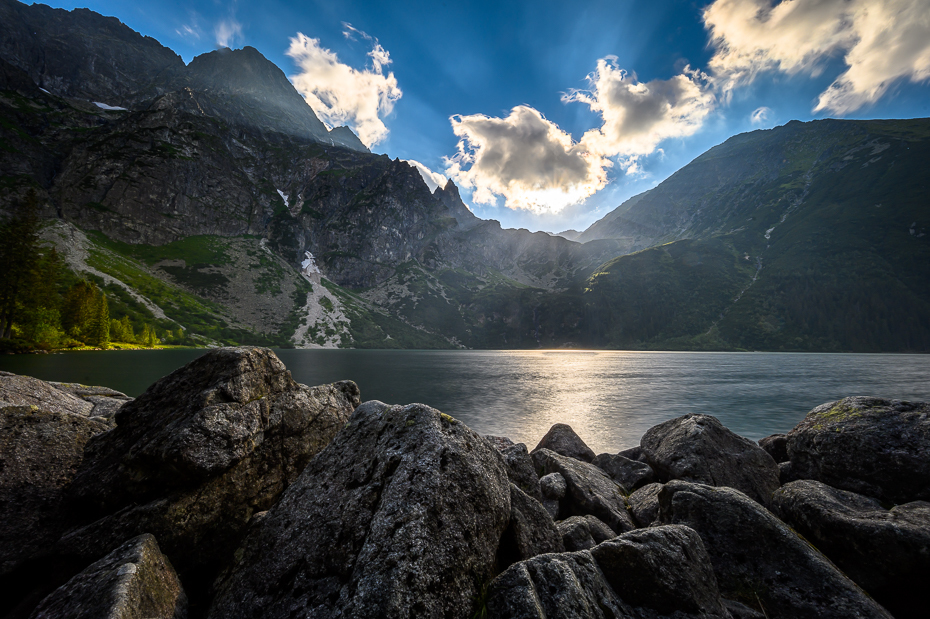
[2,349,928,453]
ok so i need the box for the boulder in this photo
[618,445,648,462]
[757,434,788,463]
[532,448,635,534]
[539,471,566,519]
[590,526,730,617]
[641,414,780,506]
[656,480,893,618]
[0,406,108,575]
[57,347,358,581]
[208,401,512,619]
[498,484,564,564]
[501,443,542,501]
[628,482,663,527]
[485,435,515,451]
[48,382,133,419]
[0,373,93,417]
[592,452,655,491]
[486,525,730,618]
[785,397,930,503]
[532,423,595,462]
[28,534,186,619]
[557,515,616,551]
[773,479,930,618]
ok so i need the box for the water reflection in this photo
[2,349,929,454]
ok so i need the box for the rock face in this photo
[59,347,358,578]
[657,480,893,618]
[208,401,512,619]
[0,405,108,574]
[785,397,930,503]
[533,423,596,462]
[592,452,655,491]
[28,534,186,619]
[1,372,91,417]
[532,448,635,534]
[486,525,730,618]
[641,414,780,505]
[773,479,930,618]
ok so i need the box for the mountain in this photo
[578,118,930,351]
[1,0,927,352]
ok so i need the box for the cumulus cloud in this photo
[750,106,772,125]
[446,59,715,213]
[406,160,447,192]
[567,57,715,163]
[444,106,609,214]
[214,19,242,48]
[704,0,930,114]
[286,27,402,147]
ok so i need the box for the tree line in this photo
[0,191,184,352]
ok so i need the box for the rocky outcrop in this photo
[784,397,930,503]
[592,452,655,491]
[0,405,108,574]
[532,448,635,534]
[533,423,595,462]
[641,414,780,505]
[773,479,930,618]
[58,347,358,580]
[208,401,511,619]
[28,534,186,619]
[486,525,731,618]
[656,480,893,618]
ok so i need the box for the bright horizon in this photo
[34,0,930,233]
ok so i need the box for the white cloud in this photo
[704,0,930,114]
[286,28,402,147]
[566,57,715,165]
[406,160,447,193]
[750,106,772,125]
[176,24,202,40]
[444,106,610,214]
[214,19,242,48]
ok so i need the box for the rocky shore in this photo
[1,347,927,618]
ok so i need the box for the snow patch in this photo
[764,226,776,240]
[276,189,289,207]
[39,87,50,94]
[93,101,128,111]
[301,251,322,277]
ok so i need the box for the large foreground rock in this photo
[486,525,730,618]
[0,405,108,574]
[499,484,564,563]
[58,347,358,578]
[532,448,635,534]
[657,480,892,618]
[773,479,930,618]
[557,515,616,551]
[641,414,780,505]
[0,372,133,420]
[785,397,930,503]
[592,452,655,492]
[29,534,186,619]
[208,401,512,619]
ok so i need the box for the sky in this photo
[37,0,930,233]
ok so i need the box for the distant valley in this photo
[0,0,927,352]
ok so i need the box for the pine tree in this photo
[62,280,99,341]
[89,291,109,347]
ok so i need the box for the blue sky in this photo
[38,0,930,232]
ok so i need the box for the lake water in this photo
[2,349,928,453]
